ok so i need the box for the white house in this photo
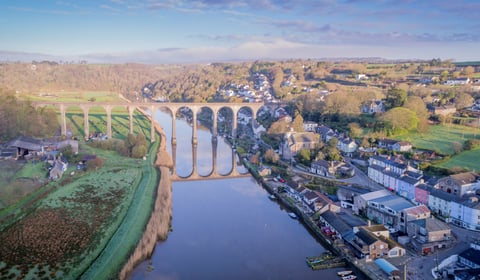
[450,196,480,231]
[303,121,318,132]
[338,137,358,155]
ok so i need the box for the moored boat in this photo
[341,274,357,280]
[268,194,276,200]
[337,270,352,277]
[288,212,298,219]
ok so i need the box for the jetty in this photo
[306,253,346,270]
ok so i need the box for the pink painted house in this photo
[415,184,431,205]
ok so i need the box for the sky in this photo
[0,0,479,63]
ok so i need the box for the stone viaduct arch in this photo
[33,101,265,180]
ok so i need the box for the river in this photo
[129,110,344,280]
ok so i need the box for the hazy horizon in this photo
[1,1,479,63]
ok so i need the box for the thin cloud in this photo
[100,4,121,13]
[9,6,71,15]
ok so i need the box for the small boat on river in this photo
[341,275,357,280]
[268,194,276,200]
[288,212,298,219]
[337,270,352,277]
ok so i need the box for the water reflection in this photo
[130,109,337,279]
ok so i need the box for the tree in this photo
[295,148,311,165]
[348,123,362,139]
[267,120,289,134]
[315,151,325,161]
[452,142,463,154]
[132,145,147,158]
[361,137,370,148]
[454,92,474,109]
[291,111,304,132]
[462,66,475,78]
[403,96,428,119]
[324,91,361,116]
[325,137,341,161]
[264,149,279,164]
[384,88,407,109]
[380,107,419,135]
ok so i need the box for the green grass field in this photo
[21,91,122,103]
[437,147,480,171]
[394,124,480,155]
[0,105,161,279]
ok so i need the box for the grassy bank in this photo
[0,100,162,279]
[80,139,160,280]
[0,144,149,279]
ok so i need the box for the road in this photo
[405,224,476,280]
[291,160,382,192]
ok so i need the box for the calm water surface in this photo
[129,110,344,279]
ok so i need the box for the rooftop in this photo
[370,195,415,212]
[410,217,450,232]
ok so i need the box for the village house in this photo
[366,194,416,231]
[6,136,45,159]
[368,155,422,194]
[337,137,358,155]
[310,159,334,177]
[432,104,456,116]
[281,132,319,160]
[397,174,423,201]
[391,141,413,152]
[377,139,412,152]
[353,189,391,215]
[257,165,271,177]
[437,172,479,197]
[406,216,453,255]
[337,185,370,209]
[415,179,480,231]
[316,125,335,143]
[302,121,318,132]
[458,247,480,269]
[444,77,470,86]
[361,99,384,114]
[318,210,359,243]
[49,158,68,180]
[428,187,456,221]
[349,227,389,260]
[450,195,480,231]
[398,204,431,233]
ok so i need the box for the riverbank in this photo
[244,162,376,279]
[118,115,174,280]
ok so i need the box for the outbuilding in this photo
[374,258,400,279]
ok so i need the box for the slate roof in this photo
[359,189,391,201]
[370,195,414,212]
[459,248,480,267]
[450,172,478,186]
[7,136,43,151]
[399,175,421,185]
[410,217,450,232]
[356,227,380,245]
[320,210,352,236]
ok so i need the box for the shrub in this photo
[464,139,480,150]
[86,157,105,171]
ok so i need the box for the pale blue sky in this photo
[1,0,479,63]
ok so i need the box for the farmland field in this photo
[0,102,161,279]
[437,147,480,171]
[0,143,157,279]
[394,124,480,155]
[20,91,122,103]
